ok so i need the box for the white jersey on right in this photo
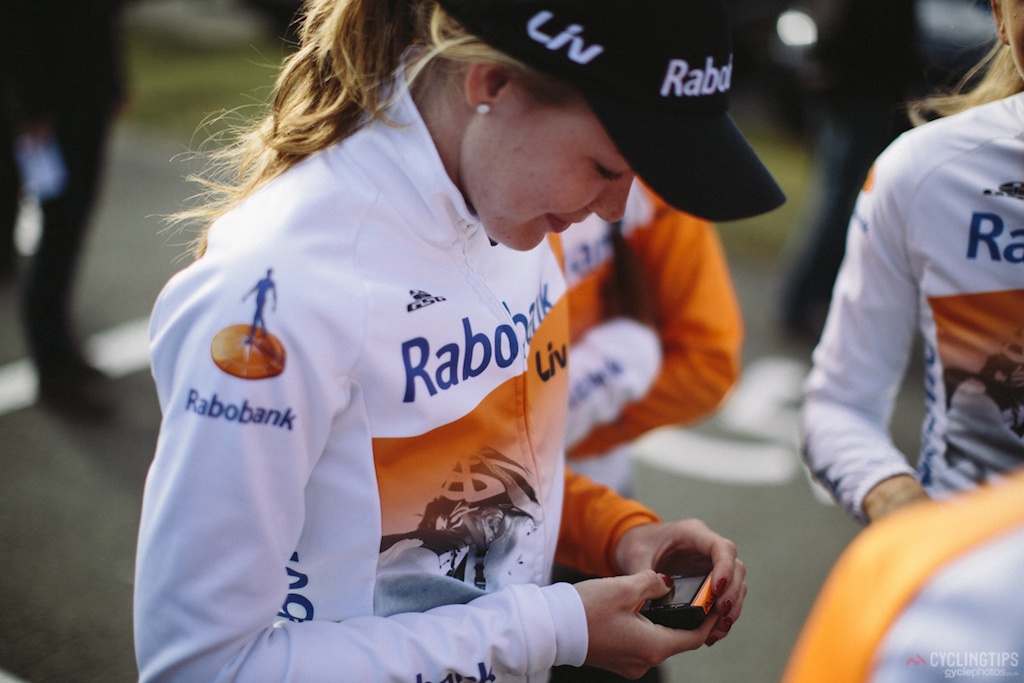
[802,91,1024,523]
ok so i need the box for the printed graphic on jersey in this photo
[407,289,446,312]
[862,165,876,193]
[376,448,541,614]
[211,268,286,379]
[373,296,570,617]
[930,290,1024,478]
[983,181,1024,200]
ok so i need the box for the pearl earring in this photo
[476,103,491,115]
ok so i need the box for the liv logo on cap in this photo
[526,11,604,64]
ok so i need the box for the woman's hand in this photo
[574,570,721,678]
[863,474,929,522]
[614,519,746,647]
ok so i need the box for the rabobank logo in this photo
[659,55,733,97]
[211,268,287,380]
[184,389,296,430]
[400,284,563,402]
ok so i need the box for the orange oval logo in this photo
[211,324,286,379]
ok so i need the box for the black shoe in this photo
[37,362,116,422]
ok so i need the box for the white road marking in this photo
[631,356,833,503]
[717,356,809,447]
[86,317,153,378]
[0,668,29,683]
[0,316,151,417]
[633,428,798,485]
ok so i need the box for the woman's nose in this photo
[588,175,634,223]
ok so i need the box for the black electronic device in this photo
[639,572,715,630]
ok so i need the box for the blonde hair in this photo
[178,0,575,257]
[908,42,1024,125]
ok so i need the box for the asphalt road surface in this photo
[0,117,927,683]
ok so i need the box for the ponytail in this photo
[908,42,1024,125]
[177,0,427,255]
[176,0,571,257]
[271,0,422,152]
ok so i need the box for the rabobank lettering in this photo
[659,56,732,97]
[967,212,1024,262]
[401,285,558,402]
[414,662,495,683]
[278,552,313,622]
[184,388,296,430]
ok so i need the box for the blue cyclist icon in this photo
[244,269,277,344]
[210,268,287,380]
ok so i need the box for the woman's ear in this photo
[992,0,1009,46]
[464,63,513,111]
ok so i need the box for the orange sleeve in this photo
[568,189,743,459]
[555,467,661,577]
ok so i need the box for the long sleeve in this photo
[565,318,662,449]
[800,143,920,523]
[555,467,660,576]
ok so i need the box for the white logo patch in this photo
[527,11,605,64]
[659,56,733,97]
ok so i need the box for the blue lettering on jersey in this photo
[402,318,519,402]
[414,662,495,682]
[184,388,296,430]
[967,212,1024,262]
[564,232,614,279]
[401,284,562,402]
[278,552,314,622]
[918,340,942,489]
[568,357,625,408]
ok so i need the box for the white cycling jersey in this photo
[135,86,592,682]
[802,91,1024,523]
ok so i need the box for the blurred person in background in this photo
[777,0,919,342]
[551,182,744,683]
[560,183,743,499]
[1,0,128,419]
[0,59,17,283]
[800,0,1024,525]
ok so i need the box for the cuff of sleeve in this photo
[594,318,663,392]
[546,582,589,667]
[850,465,918,525]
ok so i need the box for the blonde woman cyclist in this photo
[133,0,784,680]
[800,0,1024,524]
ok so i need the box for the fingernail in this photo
[723,617,734,631]
[722,600,733,614]
[706,636,718,647]
[715,578,727,595]
[660,573,674,588]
